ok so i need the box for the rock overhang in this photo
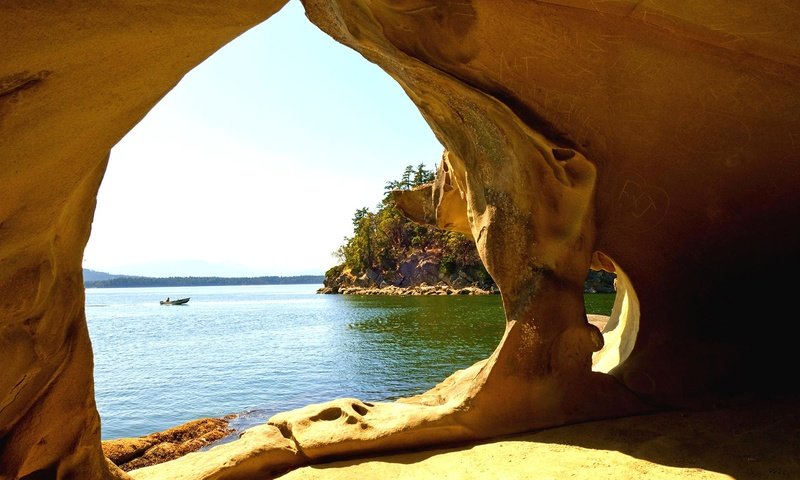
[2,1,800,478]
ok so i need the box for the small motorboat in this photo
[160,297,190,305]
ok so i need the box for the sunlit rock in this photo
[103,418,233,472]
[265,0,800,468]
[2,0,799,478]
[0,2,288,478]
[129,424,302,480]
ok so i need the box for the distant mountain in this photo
[82,269,126,283]
[82,269,323,288]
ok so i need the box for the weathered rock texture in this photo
[319,253,497,295]
[277,395,800,480]
[266,0,800,464]
[0,2,288,479]
[2,1,800,479]
[102,418,233,472]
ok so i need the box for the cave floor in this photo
[277,394,800,480]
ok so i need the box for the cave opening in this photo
[589,253,638,374]
[5,1,800,478]
[81,1,508,457]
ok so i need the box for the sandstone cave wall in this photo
[0,3,287,478]
[2,1,800,479]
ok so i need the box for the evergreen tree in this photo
[400,165,414,190]
[413,163,434,186]
[331,165,493,287]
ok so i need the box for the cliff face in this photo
[320,250,496,295]
[2,1,800,479]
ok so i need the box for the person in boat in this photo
[165,297,170,302]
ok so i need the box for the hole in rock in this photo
[588,252,640,374]
[78,2,621,469]
[352,403,369,416]
[20,465,58,480]
[274,422,293,440]
[313,407,344,422]
[552,147,576,161]
[82,1,457,453]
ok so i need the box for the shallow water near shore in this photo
[86,284,614,441]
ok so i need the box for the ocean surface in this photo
[86,284,614,441]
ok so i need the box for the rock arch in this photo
[2,1,799,479]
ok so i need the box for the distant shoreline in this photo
[84,275,324,288]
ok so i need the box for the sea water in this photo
[86,284,614,440]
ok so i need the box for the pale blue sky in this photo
[83,1,443,277]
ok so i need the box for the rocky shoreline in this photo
[102,417,234,472]
[319,259,614,297]
[317,283,498,296]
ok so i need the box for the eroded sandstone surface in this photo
[2,1,799,479]
[0,2,288,478]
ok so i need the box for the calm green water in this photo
[86,285,614,440]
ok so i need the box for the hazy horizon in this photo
[82,1,443,278]
[83,259,330,278]
[83,259,324,278]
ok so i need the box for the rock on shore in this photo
[318,282,497,296]
[320,252,614,296]
[102,417,233,472]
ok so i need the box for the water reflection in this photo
[334,293,614,401]
[336,295,506,400]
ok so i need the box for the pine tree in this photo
[331,164,493,287]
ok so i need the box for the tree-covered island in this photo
[321,164,615,295]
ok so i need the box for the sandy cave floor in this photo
[276,394,800,480]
